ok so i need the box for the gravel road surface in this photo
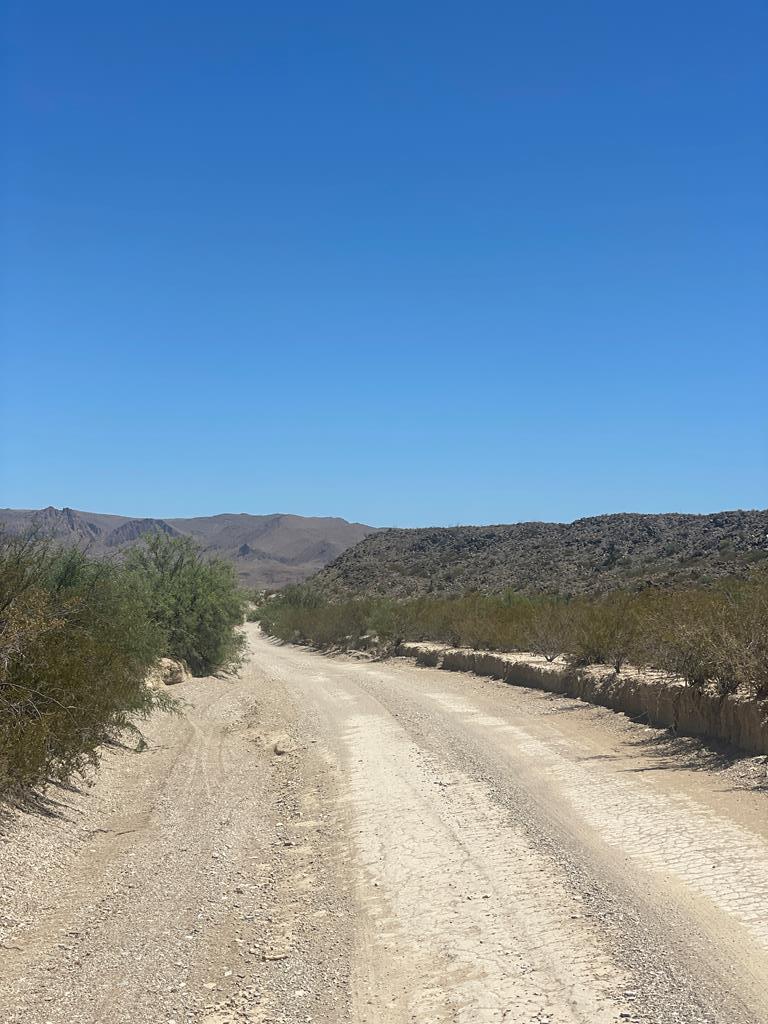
[1,624,767,1024]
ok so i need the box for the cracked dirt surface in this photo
[2,624,767,1023]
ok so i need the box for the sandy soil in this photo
[1,624,767,1024]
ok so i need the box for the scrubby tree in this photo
[524,597,573,662]
[125,533,245,676]
[567,592,642,673]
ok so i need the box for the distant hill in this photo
[0,506,376,590]
[311,510,768,598]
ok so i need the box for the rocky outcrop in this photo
[397,642,768,756]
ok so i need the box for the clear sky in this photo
[2,2,766,527]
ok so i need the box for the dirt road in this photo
[2,625,767,1024]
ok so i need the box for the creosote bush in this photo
[0,531,245,794]
[256,570,768,699]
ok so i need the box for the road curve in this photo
[1,623,767,1024]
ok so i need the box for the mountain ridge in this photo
[0,506,376,590]
[310,508,768,598]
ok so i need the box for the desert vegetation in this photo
[125,533,245,676]
[0,532,245,794]
[256,571,768,700]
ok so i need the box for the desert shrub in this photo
[366,599,413,649]
[643,573,768,696]
[0,536,170,793]
[1,529,250,795]
[523,597,573,662]
[637,589,716,686]
[257,584,324,641]
[255,570,768,699]
[125,533,245,676]
[260,585,370,649]
[565,592,643,672]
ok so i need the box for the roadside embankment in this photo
[397,642,768,755]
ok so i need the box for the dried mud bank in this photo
[397,642,768,756]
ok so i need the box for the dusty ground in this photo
[1,624,767,1024]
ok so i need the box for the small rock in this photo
[263,945,290,961]
[146,657,188,687]
[273,736,294,756]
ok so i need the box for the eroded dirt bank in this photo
[2,624,768,1024]
[399,642,768,755]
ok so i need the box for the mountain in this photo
[0,507,376,590]
[310,510,768,598]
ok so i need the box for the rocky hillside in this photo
[0,507,375,590]
[311,510,768,598]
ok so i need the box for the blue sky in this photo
[2,1,766,526]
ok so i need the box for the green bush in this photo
[1,530,248,795]
[0,536,171,793]
[125,533,246,676]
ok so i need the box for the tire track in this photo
[343,710,633,1023]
